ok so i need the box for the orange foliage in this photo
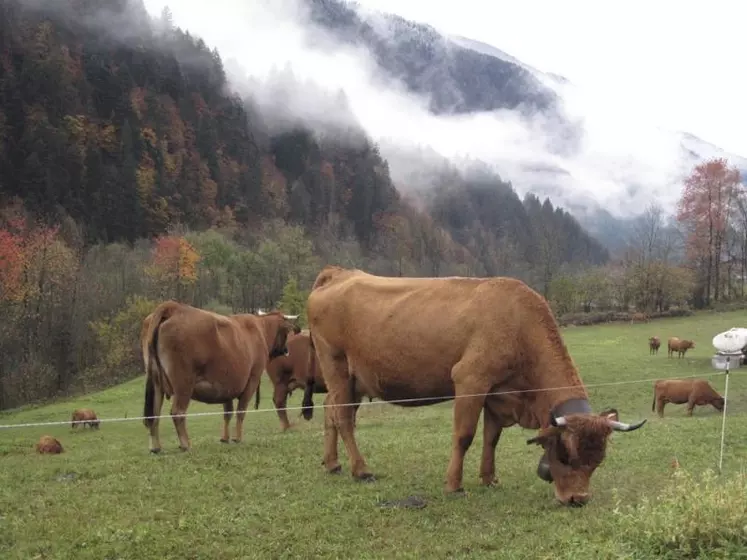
[152,236,201,284]
[260,155,289,215]
[0,217,64,302]
[320,160,335,182]
[676,158,741,260]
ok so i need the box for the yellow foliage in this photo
[177,238,200,283]
[99,124,118,154]
[141,127,157,149]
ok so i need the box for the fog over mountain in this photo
[142,0,747,251]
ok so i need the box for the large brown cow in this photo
[141,301,298,453]
[267,331,371,431]
[304,266,645,507]
[649,336,661,355]
[652,379,724,417]
[667,337,695,358]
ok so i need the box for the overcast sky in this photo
[355,0,746,156]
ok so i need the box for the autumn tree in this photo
[676,158,741,306]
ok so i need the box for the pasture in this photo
[2,310,747,559]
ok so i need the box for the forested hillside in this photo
[0,0,612,409]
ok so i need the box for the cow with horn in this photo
[141,301,299,453]
[305,266,646,507]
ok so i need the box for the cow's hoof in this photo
[445,486,465,495]
[179,446,190,452]
[481,478,498,487]
[231,438,241,444]
[355,472,376,483]
[327,465,342,475]
[150,448,161,454]
[219,438,229,444]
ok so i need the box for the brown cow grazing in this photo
[36,435,63,454]
[305,266,646,507]
[141,301,298,453]
[667,337,695,358]
[630,312,648,324]
[649,336,661,355]
[71,408,100,429]
[652,379,725,417]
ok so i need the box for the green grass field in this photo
[2,310,747,559]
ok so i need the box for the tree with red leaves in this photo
[676,158,742,306]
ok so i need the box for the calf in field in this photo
[667,337,695,358]
[652,379,724,417]
[648,336,661,355]
[71,408,100,429]
[36,435,63,454]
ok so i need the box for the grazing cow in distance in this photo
[36,435,63,454]
[648,336,661,355]
[631,312,648,324]
[305,265,646,507]
[141,301,298,453]
[71,408,100,429]
[652,379,724,417]
[667,337,695,358]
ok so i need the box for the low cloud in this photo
[141,0,722,218]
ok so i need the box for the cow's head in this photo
[713,396,725,411]
[257,310,300,359]
[527,412,645,507]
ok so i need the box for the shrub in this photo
[613,469,747,558]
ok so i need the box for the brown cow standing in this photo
[267,331,371,431]
[305,266,645,507]
[667,337,695,358]
[141,301,298,453]
[648,336,661,355]
[652,379,724,417]
[71,408,100,429]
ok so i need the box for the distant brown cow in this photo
[667,337,695,358]
[71,408,100,429]
[652,379,724,417]
[649,336,661,355]
[36,435,63,454]
[141,301,298,453]
[631,312,648,324]
[267,331,371,431]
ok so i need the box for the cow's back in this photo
[307,270,546,388]
[656,379,694,403]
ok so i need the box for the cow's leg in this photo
[316,349,371,479]
[656,396,666,418]
[686,397,695,416]
[170,392,192,451]
[479,402,503,487]
[446,360,491,493]
[149,384,166,453]
[273,384,291,432]
[322,393,341,473]
[220,400,233,443]
[233,370,262,443]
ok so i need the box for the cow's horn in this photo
[550,416,568,427]
[284,314,299,320]
[608,418,647,432]
[257,309,266,316]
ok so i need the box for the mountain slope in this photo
[301,0,746,252]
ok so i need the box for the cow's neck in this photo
[531,347,590,428]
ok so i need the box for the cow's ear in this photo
[526,428,555,446]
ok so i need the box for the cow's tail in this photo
[301,332,317,421]
[143,302,177,429]
[651,385,657,412]
[254,382,261,410]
